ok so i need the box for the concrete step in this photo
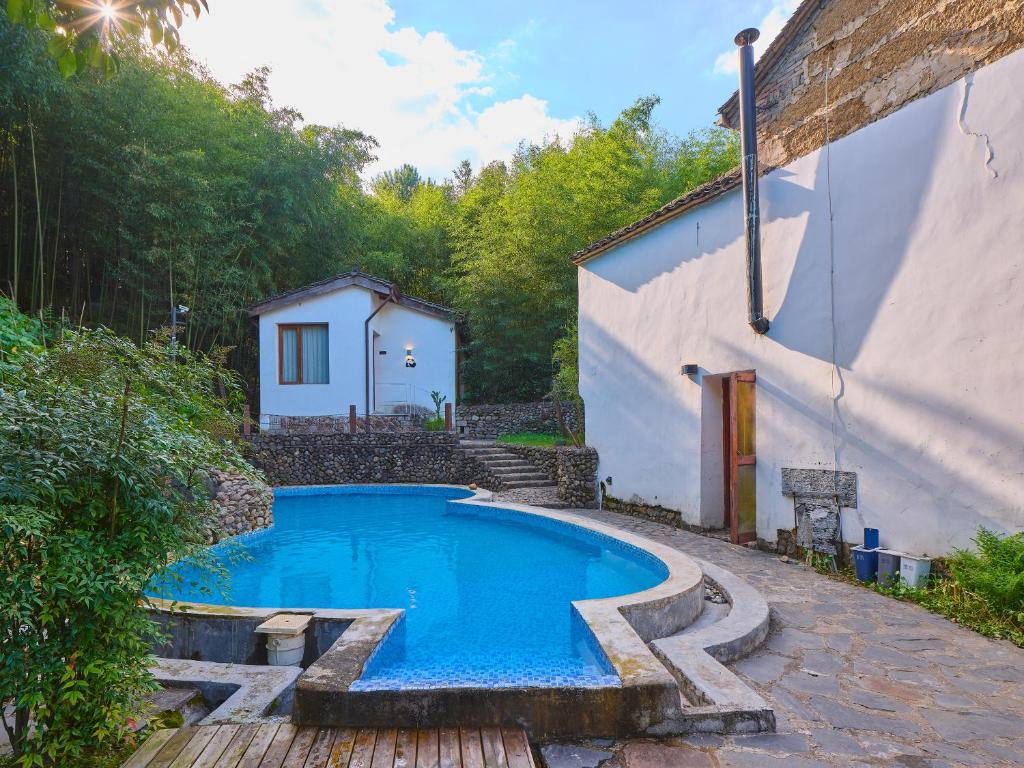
[485,459,536,468]
[493,471,550,481]
[460,448,514,457]
[501,479,555,489]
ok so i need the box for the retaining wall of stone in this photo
[455,402,581,439]
[504,444,598,508]
[207,469,274,543]
[247,432,496,488]
[603,495,686,529]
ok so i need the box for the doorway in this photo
[721,371,757,545]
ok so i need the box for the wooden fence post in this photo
[242,404,251,437]
[444,402,453,432]
[349,404,358,434]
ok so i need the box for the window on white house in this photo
[278,324,329,384]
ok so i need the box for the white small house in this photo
[249,271,457,429]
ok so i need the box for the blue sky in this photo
[181,0,799,180]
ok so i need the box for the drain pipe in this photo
[364,284,401,420]
[735,28,770,335]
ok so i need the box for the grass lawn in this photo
[496,431,563,447]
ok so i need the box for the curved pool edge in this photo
[147,483,708,737]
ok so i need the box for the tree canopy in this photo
[1,10,739,404]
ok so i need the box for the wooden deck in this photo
[122,724,537,768]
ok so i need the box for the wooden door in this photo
[722,371,757,544]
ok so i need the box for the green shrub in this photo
[424,417,446,432]
[0,317,259,765]
[946,528,1024,614]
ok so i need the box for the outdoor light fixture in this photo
[681,363,699,378]
[404,346,417,368]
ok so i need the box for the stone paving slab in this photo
[550,508,1024,768]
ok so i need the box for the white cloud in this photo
[178,0,581,180]
[712,0,801,76]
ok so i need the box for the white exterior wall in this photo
[579,49,1024,555]
[367,299,458,415]
[258,286,456,424]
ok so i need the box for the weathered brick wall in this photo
[721,0,1024,166]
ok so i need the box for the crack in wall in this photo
[958,73,999,179]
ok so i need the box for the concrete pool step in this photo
[122,724,537,768]
[501,478,554,489]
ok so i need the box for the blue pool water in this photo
[151,486,668,689]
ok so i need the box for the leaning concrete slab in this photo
[150,658,301,724]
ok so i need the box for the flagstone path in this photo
[554,508,1024,768]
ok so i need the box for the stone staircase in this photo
[458,440,554,490]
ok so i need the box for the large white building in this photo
[249,271,457,429]
[576,1,1024,555]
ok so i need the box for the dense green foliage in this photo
[1,10,738,404]
[6,0,207,77]
[0,298,257,764]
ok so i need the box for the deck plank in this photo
[414,730,439,768]
[259,723,300,768]
[122,729,178,768]
[281,726,319,767]
[212,725,259,768]
[149,727,199,768]
[168,726,219,768]
[437,729,461,768]
[235,724,280,768]
[125,725,534,768]
[348,729,378,768]
[193,725,241,768]
[393,730,417,768]
[498,730,533,768]
[478,729,507,768]
[458,729,485,768]
[301,729,337,768]
[370,728,398,768]
[326,727,357,768]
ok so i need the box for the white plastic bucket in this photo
[900,554,932,589]
[265,632,305,666]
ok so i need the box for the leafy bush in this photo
[424,417,446,432]
[946,528,1024,614]
[0,315,259,765]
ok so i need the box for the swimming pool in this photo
[151,486,669,690]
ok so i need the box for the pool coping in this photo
[146,484,769,737]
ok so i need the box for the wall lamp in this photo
[681,363,699,378]
[404,346,417,368]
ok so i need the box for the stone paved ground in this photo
[548,509,1024,768]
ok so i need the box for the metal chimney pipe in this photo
[735,27,769,335]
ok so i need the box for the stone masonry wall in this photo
[207,469,274,543]
[247,432,496,488]
[556,447,598,508]
[720,0,1024,167]
[504,443,598,508]
[455,402,581,439]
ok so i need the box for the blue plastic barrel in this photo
[863,528,880,550]
[852,545,878,582]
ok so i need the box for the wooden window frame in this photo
[277,323,328,385]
